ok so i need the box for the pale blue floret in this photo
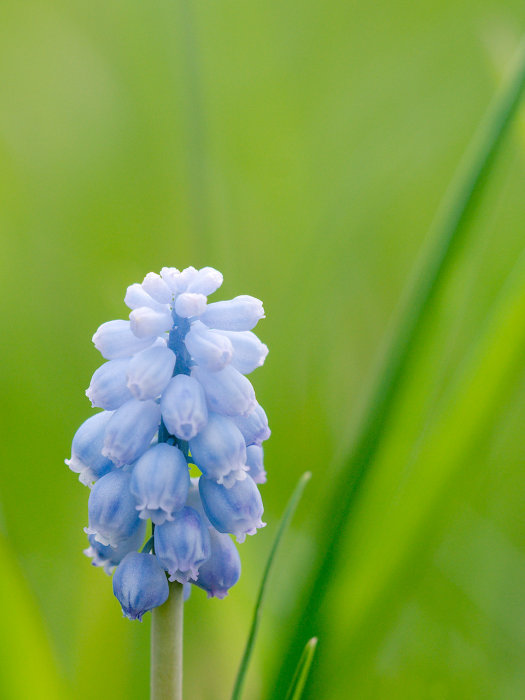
[174,292,207,318]
[184,320,233,372]
[86,359,132,410]
[232,403,271,446]
[85,470,142,547]
[192,365,256,417]
[113,552,169,621]
[193,529,241,599]
[126,345,176,400]
[245,445,267,484]
[160,375,208,440]
[93,320,155,359]
[142,272,174,304]
[199,475,266,543]
[124,283,166,311]
[102,398,161,467]
[221,330,269,375]
[160,267,183,294]
[66,411,116,486]
[185,267,223,296]
[129,306,173,339]
[129,443,190,525]
[154,506,211,583]
[84,520,147,574]
[200,295,265,331]
[189,412,247,487]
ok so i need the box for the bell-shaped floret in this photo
[200,295,264,331]
[193,529,241,599]
[142,272,173,304]
[85,470,142,547]
[125,284,165,311]
[130,443,190,525]
[154,507,211,583]
[192,365,256,417]
[186,267,223,296]
[199,475,265,543]
[184,321,233,372]
[232,403,271,446]
[102,399,161,467]
[161,375,208,440]
[113,552,169,621]
[126,345,176,400]
[129,307,173,339]
[220,330,268,375]
[66,411,116,486]
[245,445,267,484]
[174,293,207,319]
[93,320,155,359]
[84,520,146,575]
[86,359,132,410]
[189,413,247,487]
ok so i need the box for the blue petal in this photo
[127,345,176,400]
[184,321,233,372]
[86,470,142,547]
[113,552,169,621]
[189,413,247,487]
[193,529,241,599]
[199,476,265,543]
[66,411,116,486]
[86,359,132,410]
[200,295,264,331]
[130,443,190,525]
[192,365,256,417]
[93,320,155,359]
[232,403,271,446]
[154,507,211,583]
[102,399,161,467]
[161,375,208,441]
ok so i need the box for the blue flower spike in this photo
[67,265,269,618]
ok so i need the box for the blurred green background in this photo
[1,0,525,698]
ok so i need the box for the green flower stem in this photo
[151,580,184,700]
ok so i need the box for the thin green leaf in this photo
[285,638,318,700]
[231,472,312,700]
[0,534,66,699]
[271,37,525,696]
[326,248,525,662]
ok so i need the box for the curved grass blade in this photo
[323,247,525,671]
[271,36,525,697]
[285,637,318,700]
[230,472,312,700]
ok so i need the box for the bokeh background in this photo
[1,1,525,698]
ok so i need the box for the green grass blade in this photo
[325,247,525,666]
[285,638,318,700]
[271,36,525,696]
[0,534,66,699]
[231,472,312,700]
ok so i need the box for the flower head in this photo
[67,266,270,618]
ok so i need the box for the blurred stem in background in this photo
[270,36,525,698]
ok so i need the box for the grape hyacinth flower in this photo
[66,265,270,632]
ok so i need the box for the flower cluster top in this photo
[66,266,269,620]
